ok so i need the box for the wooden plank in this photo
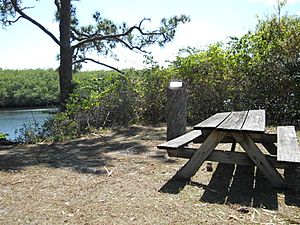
[250,133,277,143]
[277,126,300,163]
[242,110,265,132]
[168,148,295,169]
[217,111,248,131]
[157,130,202,150]
[169,148,253,165]
[194,132,277,144]
[173,130,226,181]
[233,133,286,188]
[194,112,231,129]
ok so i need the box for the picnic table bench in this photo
[158,110,300,188]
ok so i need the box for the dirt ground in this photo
[1,125,300,225]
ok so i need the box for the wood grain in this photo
[242,110,265,132]
[194,112,231,129]
[218,111,248,130]
[157,130,202,150]
[277,126,300,162]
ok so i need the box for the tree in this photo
[226,3,300,124]
[0,0,190,109]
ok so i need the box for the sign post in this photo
[167,80,187,141]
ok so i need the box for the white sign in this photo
[169,81,183,89]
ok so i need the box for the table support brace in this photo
[233,133,287,188]
[173,130,226,181]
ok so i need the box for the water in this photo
[0,108,58,140]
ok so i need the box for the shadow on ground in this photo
[0,126,165,175]
[160,163,300,209]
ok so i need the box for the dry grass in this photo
[1,125,300,225]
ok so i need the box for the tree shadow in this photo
[0,126,155,175]
[160,163,300,210]
[112,125,166,141]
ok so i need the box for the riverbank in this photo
[1,125,300,224]
[0,107,58,140]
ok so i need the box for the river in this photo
[0,108,58,140]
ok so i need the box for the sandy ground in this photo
[1,125,300,225]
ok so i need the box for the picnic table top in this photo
[194,110,266,133]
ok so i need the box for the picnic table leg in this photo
[233,133,287,188]
[173,130,226,181]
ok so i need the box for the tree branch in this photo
[72,18,162,50]
[73,58,124,74]
[10,0,62,47]
[70,27,92,41]
[4,15,23,25]
[113,37,149,53]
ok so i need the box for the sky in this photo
[0,0,300,71]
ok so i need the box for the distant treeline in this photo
[0,69,113,108]
[0,69,59,108]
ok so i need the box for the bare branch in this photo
[10,0,62,47]
[4,15,22,25]
[73,58,124,74]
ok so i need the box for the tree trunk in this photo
[59,0,72,110]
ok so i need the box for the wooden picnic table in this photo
[158,110,300,188]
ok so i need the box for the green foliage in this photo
[15,120,47,144]
[68,71,135,128]
[21,67,167,141]
[226,14,300,125]
[135,67,173,124]
[42,112,80,141]
[0,132,8,140]
[0,69,60,108]
[46,68,172,140]
[169,13,300,126]
[170,43,234,123]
